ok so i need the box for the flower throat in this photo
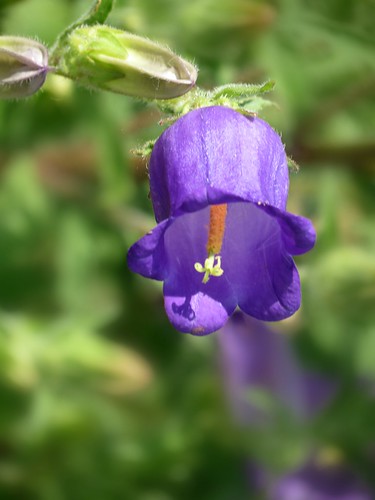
[194,204,227,283]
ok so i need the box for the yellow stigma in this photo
[194,204,228,284]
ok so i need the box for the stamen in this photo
[194,204,228,284]
[195,254,224,284]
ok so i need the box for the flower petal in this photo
[261,205,316,255]
[223,203,301,321]
[150,107,289,222]
[163,208,236,334]
[164,290,232,335]
[127,219,170,280]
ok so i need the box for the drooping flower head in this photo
[128,106,316,334]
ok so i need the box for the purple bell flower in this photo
[127,106,316,334]
[273,461,372,500]
[218,312,337,423]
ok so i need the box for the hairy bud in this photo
[57,26,197,99]
[0,36,49,99]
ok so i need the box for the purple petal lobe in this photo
[262,205,316,255]
[164,291,231,335]
[222,203,301,321]
[163,208,236,334]
[127,219,170,280]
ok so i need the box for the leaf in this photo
[132,139,156,158]
[210,80,275,100]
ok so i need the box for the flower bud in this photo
[57,26,197,99]
[0,36,49,99]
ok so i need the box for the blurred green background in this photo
[1,0,375,498]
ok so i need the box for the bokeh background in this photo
[1,0,375,498]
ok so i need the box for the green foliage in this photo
[156,80,275,119]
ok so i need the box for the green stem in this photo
[49,0,114,66]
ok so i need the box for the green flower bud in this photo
[0,36,49,99]
[56,26,197,99]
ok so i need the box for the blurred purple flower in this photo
[128,106,315,334]
[218,312,336,423]
[273,461,372,500]
[218,313,371,498]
